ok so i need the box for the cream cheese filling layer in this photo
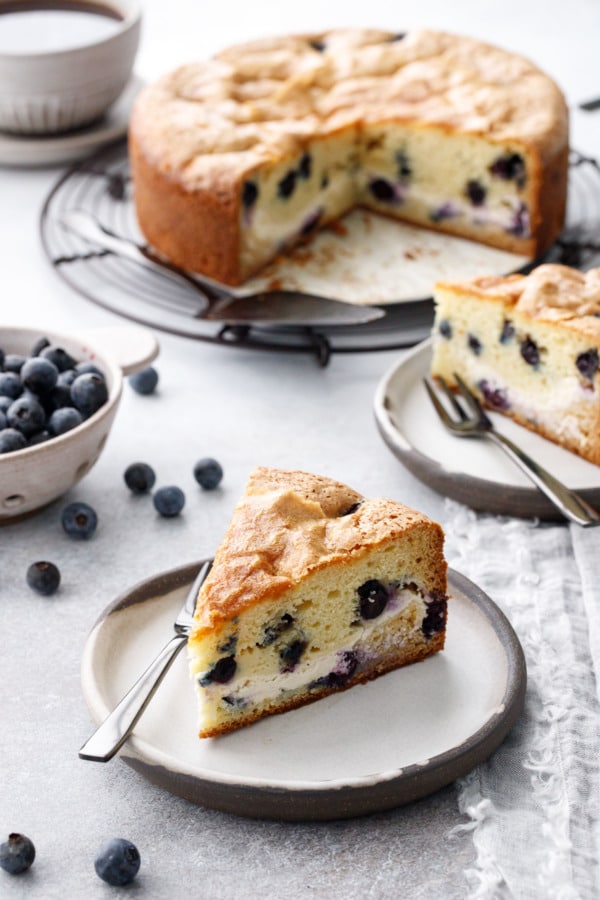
[198,588,427,709]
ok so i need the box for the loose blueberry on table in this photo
[0,833,35,875]
[153,485,186,517]
[26,561,61,596]
[128,366,159,395]
[61,501,98,539]
[193,457,223,490]
[124,461,156,494]
[94,838,140,887]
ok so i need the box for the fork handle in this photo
[79,633,188,763]
[487,431,600,527]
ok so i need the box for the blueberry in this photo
[430,202,459,222]
[389,32,407,41]
[466,179,486,206]
[468,334,483,355]
[339,500,362,516]
[298,152,312,179]
[576,349,599,380]
[74,361,104,377]
[508,202,529,237]
[278,170,297,199]
[0,347,4,368]
[0,429,27,454]
[242,181,258,208]
[70,372,108,417]
[358,579,388,619]
[489,153,526,188]
[57,368,77,387]
[61,501,98,539]
[0,833,35,875]
[311,650,358,689]
[193,457,223,490]
[299,208,322,236]
[44,383,75,414]
[0,372,23,400]
[199,655,237,686]
[259,613,294,646]
[129,366,158,395]
[94,838,140,887]
[439,319,453,339]
[48,407,83,436]
[124,462,156,494]
[3,353,26,373]
[309,39,326,51]
[0,396,11,414]
[396,149,412,179]
[479,380,510,411]
[499,319,515,344]
[20,356,59,394]
[31,336,50,356]
[520,336,540,367]
[279,638,307,672]
[26,561,61,596]
[422,595,447,637]
[369,178,396,203]
[6,395,46,437]
[28,430,50,446]
[153,486,185,517]
[321,173,329,189]
[40,345,77,372]
[0,411,5,430]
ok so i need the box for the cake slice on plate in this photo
[430,263,600,466]
[188,466,448,738]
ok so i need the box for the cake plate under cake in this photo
[80,561,526,821]
[40,144,600,365]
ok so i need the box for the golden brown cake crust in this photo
[191,466,445,635]
[130,28,569,284]
[436,264,600,341]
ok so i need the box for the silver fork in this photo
[424,373,600,527]
[79,559,212,762]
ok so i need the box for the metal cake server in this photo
[59,210,386,327]
[79,559,212,763]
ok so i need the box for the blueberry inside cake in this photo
[430,264,600,465]
[188,467,448,738]
[130,28,568,285]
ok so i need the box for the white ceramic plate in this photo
[80,562,525,821]
[374,339,600,520]
[0,75,143,168]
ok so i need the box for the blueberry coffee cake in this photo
[130,28,568,286]
[187,467,448,738]
[430,264,600,465]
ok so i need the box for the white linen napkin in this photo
[443,501,600,900]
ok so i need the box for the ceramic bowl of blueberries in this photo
[0,0,142,135]
[0,324,157,520]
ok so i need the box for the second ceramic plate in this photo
[374,339,600,519]
[80,562,525,821]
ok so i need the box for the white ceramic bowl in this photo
[0,0,142,135]
[0,324,157,520]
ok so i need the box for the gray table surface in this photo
[1,1,599,896]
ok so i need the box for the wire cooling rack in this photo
[39,144,600,367]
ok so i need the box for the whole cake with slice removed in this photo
[187,466,448,738]
[430,264,600,465]
[130,28,569,286]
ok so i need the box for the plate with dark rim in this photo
[374,339,600,520]
[80,560,526,821]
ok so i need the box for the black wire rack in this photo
[39,143,600,367]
